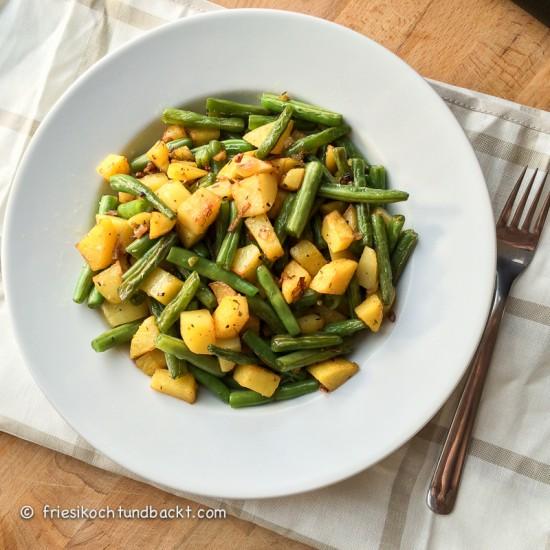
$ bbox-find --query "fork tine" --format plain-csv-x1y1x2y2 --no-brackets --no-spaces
534,172,550,236
511,169,537,228
523,171,546,231
498,166,526,227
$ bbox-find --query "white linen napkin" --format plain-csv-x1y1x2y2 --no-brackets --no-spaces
1,2,549,549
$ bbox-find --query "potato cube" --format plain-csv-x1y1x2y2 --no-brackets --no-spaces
146,141,170,172
76,217,117,271
309,259,358,295
118,191,135,203
96,154,130,181
213,295,249,339
215,336,241,373
95,214,134,248
156,181,191,211
177,188,221,236
307,358,359,391
101,300,149,327
150,370,197,404
180,309,216,354
93,261,124,304
322,210,355,253
233,155,274,178
297,313,325,334
176,225,202,248
231,244,262,281
233,173,278,217
320,201,346,215
208,281,237,302
243,120,294,155
135,349,167,376
357,246,378,293
216,158,240,181
330,248,356,261
289,240,327,277
140,268,183,305
130,316,160,359
354,293,383,332
189,127,220,146
270,157,300,175
325,145,337,174
128,212,151,231
162,124,187,142
149,212,176,239
233,364,281,397
167,161,208,183
280,167,305,191
281,260,312,304
139,172,169,191
342,205,358,232
244,215,284,261
268,189,289,219
171,145,194,161
207,180,232,200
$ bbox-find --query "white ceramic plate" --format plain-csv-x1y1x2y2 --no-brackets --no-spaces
2,9,495,499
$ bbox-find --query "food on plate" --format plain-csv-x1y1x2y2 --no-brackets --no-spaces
73,93,418,408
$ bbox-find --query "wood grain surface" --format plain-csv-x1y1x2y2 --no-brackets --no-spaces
2,1,548,549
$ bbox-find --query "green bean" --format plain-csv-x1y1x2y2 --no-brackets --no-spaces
291,289,320,313
347,276,362,318
391,229,418,284
126,235,156,258
97,194,119,213
206,98,269,117
73,266,95,304
110,174,175,219
191,241,210,259
323,319,367,337
276,345,351,372
351,158,373,247
214,200,231,256
261,93,343,126
167,247,259,297
242,330,281,371
286,161,324,238
91,321,141,352
248,114,316,131
87,288,105,309
372,213,394,305
224,376,245,390
216,202,241,270
255,105,293,159
256,265,300,336
271,334,343,352
247,295,286,334
323,294,343,310
157,272,201,333
284,126,350,156
311,156,339,184
117,198,151,219
334,136,368,165
149,298,164,320
155,334,224,377
220,139,255,156
119,233,177,301
281,368,308,383
312,214,328,250
387,215,405,253
229,390,273,408
162,108,244,133
274,379,319,401
176,267,218,310
369,165,387,189
195,139,225,168
274,193,296,244
166,354,188,379
333,146,349,179
130,137,193,172
189,365,230,403
318,185,408,204
207,345,257,365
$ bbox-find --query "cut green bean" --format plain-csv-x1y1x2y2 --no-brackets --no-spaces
214,200,231,256
207,345,257,365
312,214,328,250
91,321,141,352
256,265,300,336
292,289,320,313
98,194,119,213
318,185,408,204
176,267,218,310
323,319,367,337
162,108,244,133
157,271,201,333
149,298,164,320
261,93,343,126
372,213,394,305
206,98,269,117
274,193,296,244
333,146,349,179
369,165,387,189
229,390,273,408
276,344,352,371
155,334,224,377
271,334,343,352
126,235,156,258
274,379,319,401
255,105,293,159
191,241,210,259
334,136,368,165
73,266,94,304
242,330,281,371
284,125,350,156
189,365,230,403
346,275,362,318
87,287,105,309
166,354,188,379
387,215,405,253
167,247,259,297
247,295,286,334
117,198,151,219
286,160,324,238
391,229,418,284
216,202,241,270
119,233,177,301
351,158,373,247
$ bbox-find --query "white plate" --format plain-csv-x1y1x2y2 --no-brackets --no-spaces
2,10,495,499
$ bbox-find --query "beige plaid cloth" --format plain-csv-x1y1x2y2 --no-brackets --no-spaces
1,1,549,548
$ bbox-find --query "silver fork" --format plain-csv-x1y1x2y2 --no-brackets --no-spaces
427,167,550,514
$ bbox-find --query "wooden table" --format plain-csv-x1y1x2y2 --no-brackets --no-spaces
2,1,548,548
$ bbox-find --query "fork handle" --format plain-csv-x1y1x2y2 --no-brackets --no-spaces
427,275,509,514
